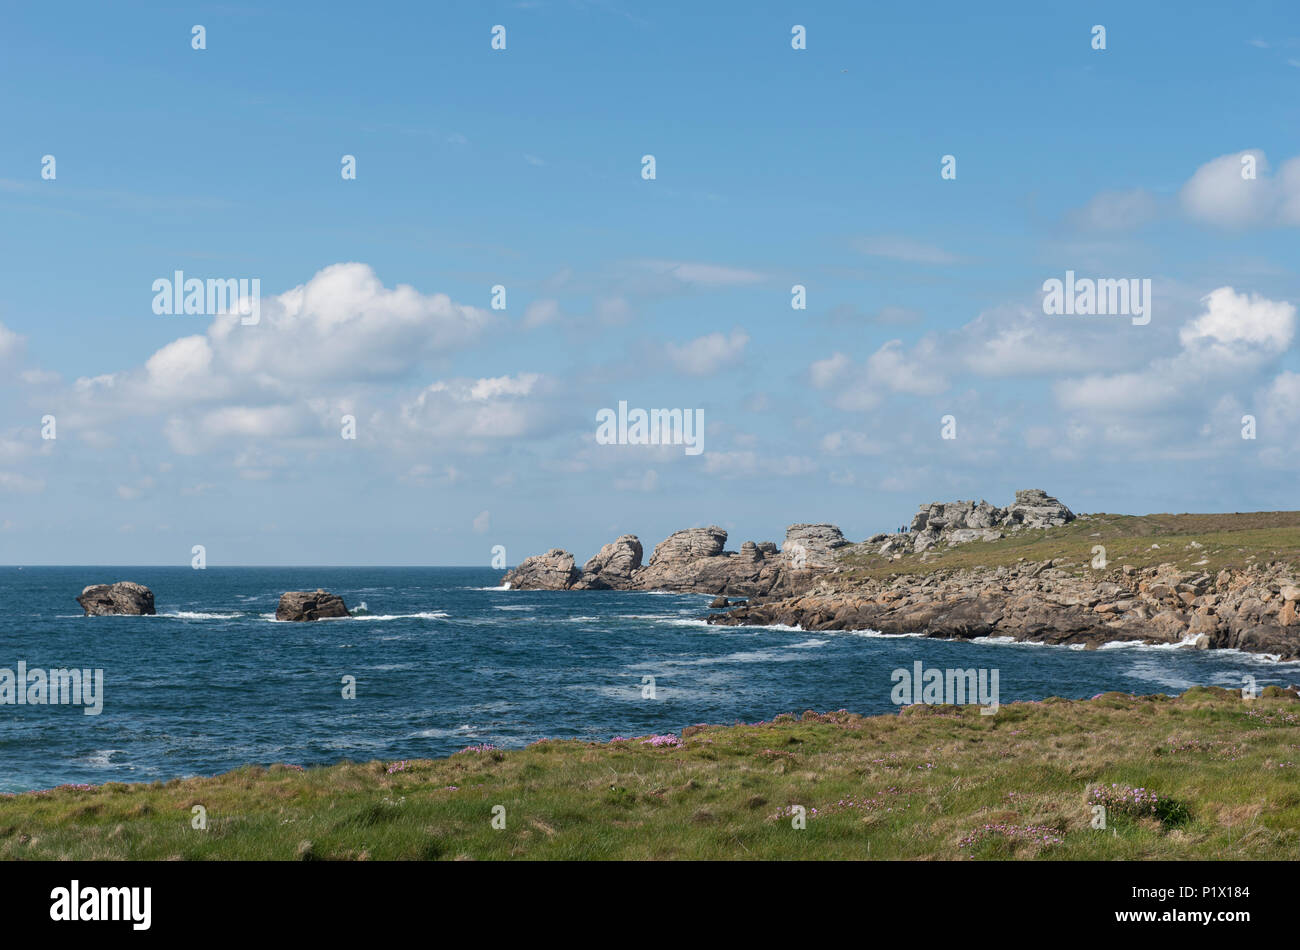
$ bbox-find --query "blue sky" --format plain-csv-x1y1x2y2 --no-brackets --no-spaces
2,0,1299,565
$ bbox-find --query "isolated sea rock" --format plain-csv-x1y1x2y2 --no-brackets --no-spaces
573,535,643,590
76,582,156,616
276,589,351,622
501,549,579,590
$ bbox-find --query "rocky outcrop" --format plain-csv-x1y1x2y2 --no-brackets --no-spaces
573,535,643,590
502,549,579,590
1006,489,1075,528
709,559,1300,660
783,524,849,568
635,527,773,594
276,590,351,622
874,489,1075,555
502,524,838,596
76,582,156,616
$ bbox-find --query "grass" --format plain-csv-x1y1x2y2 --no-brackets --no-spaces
835,511,1300,581
3,687,1299,860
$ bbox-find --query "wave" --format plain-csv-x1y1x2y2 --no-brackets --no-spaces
162,611,243,620
350,612,450,622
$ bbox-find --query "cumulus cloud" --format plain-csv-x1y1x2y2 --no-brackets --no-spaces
49,263,500,455
809,338,947,411
809,352,850,388
399,372,555,442
1055,287,1295,412
217,262,493,384
1179,150,1300,228
666,329,749,376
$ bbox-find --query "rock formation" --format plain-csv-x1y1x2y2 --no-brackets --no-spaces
501,524,837,596
783,524,850,568
573,535,643,590
709,559,1300,660
76,582,156,616
276,589,351,622
872,489,1074,555
501,549,579,590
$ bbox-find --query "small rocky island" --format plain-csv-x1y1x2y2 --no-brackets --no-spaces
76,582,156,616
503,489,1300,659
276,589,351,622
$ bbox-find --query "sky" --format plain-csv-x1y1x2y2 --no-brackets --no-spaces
1,0,1299,566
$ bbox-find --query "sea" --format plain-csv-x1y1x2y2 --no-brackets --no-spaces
1,565,1296,793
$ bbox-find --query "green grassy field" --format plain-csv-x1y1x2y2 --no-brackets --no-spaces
3,687,1298,860
837,511,1300,581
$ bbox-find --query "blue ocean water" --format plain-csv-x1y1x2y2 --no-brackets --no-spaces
0,566,1296,793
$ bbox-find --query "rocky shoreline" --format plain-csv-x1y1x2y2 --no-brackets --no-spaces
502,489,1300,660
707,560,1300,659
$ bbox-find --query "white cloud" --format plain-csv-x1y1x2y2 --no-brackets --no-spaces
853,236,960,264
0,322,23,365
809,338,947,411
703,451,816,478
653,261,765,286
1179,286,1295,353
400,372,553,441
1069,188,1159,232
809,352,850,388
666,329,749,376
1179,150,1300,228
1055,287,1295,412
473,510,491,533
0,472,44,493
523,298,560,328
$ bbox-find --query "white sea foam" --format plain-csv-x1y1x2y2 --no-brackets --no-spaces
350,611,449,622
1123,660,1200,691
163,611,242,620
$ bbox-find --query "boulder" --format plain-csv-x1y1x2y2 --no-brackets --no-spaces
647,526,727,564
76,582,156,616
276,589,351,622
636,527,746,593
500,549,579,590
573,535,643,590
783,524,849,569
1005,489,1074,528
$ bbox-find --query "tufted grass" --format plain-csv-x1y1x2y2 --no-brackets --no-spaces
1,688,1298,860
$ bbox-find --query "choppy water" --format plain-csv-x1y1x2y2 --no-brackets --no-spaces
0,566,1294,792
